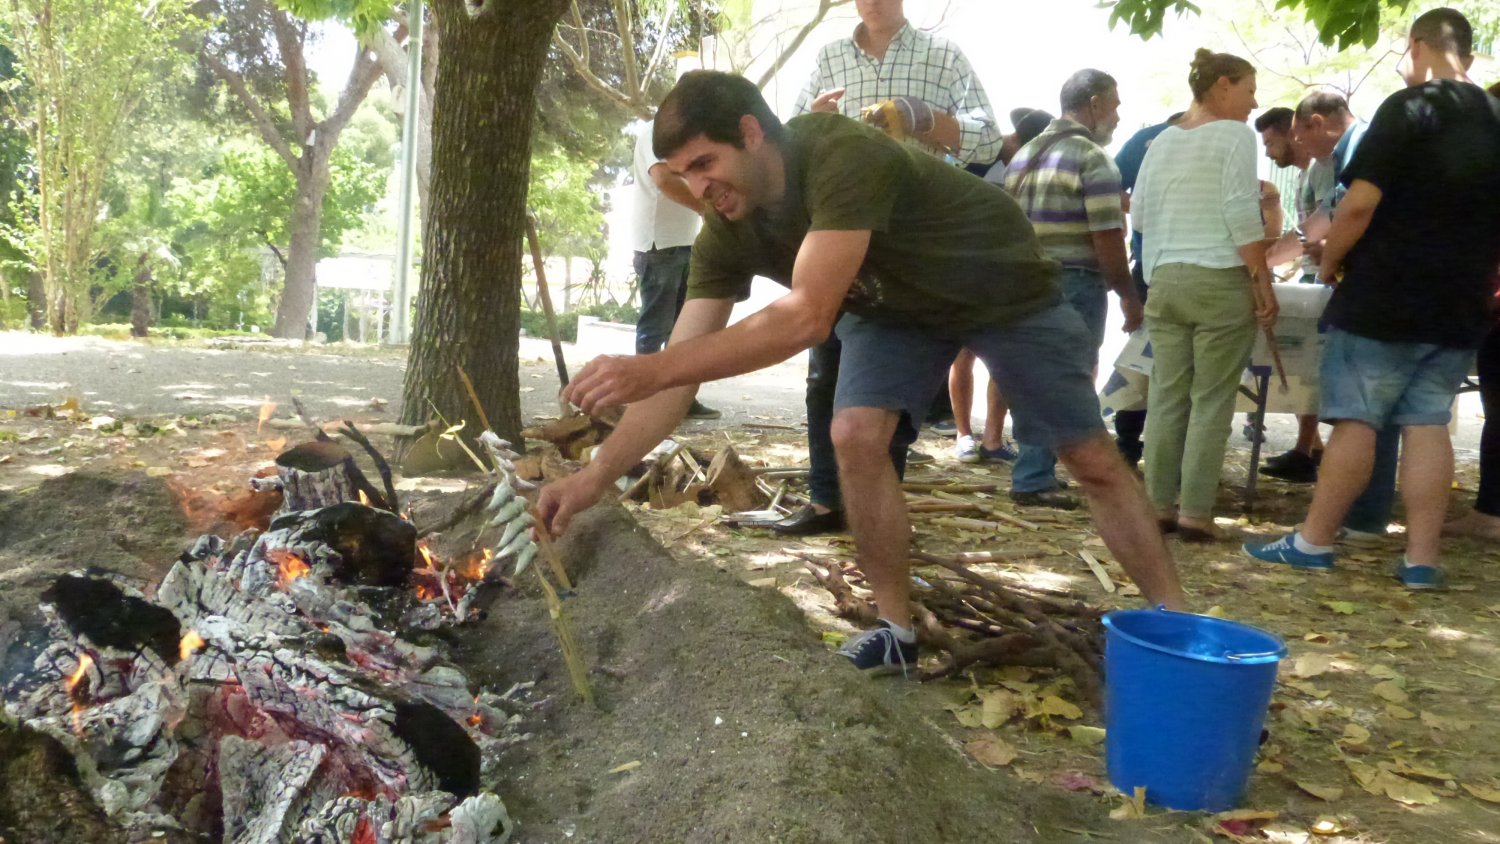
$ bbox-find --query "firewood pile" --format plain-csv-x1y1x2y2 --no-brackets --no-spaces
806,551,1105,707
0,428,550,843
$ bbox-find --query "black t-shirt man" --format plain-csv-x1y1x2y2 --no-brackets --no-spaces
1324,79,1500,348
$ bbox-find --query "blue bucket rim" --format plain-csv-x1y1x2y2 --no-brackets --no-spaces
1103,609,1286,665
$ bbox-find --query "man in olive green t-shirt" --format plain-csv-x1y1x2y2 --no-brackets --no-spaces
538,72,1184,673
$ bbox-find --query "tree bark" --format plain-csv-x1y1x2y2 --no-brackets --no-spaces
131,256,152,338
400,0,569,448
27,271,46,330
272,154,330,339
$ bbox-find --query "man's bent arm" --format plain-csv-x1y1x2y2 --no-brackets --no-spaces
586,298,734,483
649,163,703,213
1317,180,1381,281
651,230,868,388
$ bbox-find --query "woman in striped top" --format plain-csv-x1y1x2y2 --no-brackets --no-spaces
1132,49,1279,541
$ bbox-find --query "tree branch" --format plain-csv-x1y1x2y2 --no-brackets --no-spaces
369,23,411,87
610,0,641,103
753,0,854,89
268,2,313,144
200,48,300,168
324,43,384,139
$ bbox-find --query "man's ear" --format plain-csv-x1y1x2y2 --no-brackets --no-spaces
740,114,764,150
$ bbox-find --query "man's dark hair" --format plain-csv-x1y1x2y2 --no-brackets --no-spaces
653,70,785,160
1294,90,1351,123
1254,106,1294,134
1410,7,1473,58
1012,108,1055,145
1059,69,1118,113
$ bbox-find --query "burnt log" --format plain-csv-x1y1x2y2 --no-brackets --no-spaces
268,503,417,588
273,441,392,514
39,573,182,666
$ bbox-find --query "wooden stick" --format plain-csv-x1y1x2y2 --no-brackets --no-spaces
525,212,570,387
1263,325,1290,391
902,482,1000,493
456,366,494,432
530,511,574,591
1078,550,1116,593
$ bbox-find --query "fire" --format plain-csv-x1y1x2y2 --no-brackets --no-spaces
414,581,441,602
268,549,312,587
358,489,370,506
66,653,94,696
417,543,436,570
257,398,277,434
467,713,482,727
181,630,206,661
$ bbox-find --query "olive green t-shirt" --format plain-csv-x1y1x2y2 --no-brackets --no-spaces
686,112,1060,336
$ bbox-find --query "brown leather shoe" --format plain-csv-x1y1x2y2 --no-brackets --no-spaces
771,504,847,536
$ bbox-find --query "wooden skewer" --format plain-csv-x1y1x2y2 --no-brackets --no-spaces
1263,325,1290,392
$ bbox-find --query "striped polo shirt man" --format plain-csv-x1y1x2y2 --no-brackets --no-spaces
995,117,1125,270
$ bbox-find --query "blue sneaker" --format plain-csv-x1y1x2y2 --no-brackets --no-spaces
1394,562,1448,591
979,441,1020,463
1243,534,1334,571
836,620,917,676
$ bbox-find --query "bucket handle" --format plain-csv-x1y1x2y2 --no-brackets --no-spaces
1225,650,1283,661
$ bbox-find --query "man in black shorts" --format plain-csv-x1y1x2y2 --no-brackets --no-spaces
538,72,1185,673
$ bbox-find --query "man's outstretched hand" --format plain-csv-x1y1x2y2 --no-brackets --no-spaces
535,469,611,539
562,354,665,415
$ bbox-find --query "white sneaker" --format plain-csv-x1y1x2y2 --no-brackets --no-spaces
954,434,980,463
1336,526,1387,548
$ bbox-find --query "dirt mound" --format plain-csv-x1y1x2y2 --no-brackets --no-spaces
454,506,1179,844
0,472,190,631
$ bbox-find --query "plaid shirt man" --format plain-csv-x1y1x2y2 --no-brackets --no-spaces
791,22,1001,165
996,117,1124,270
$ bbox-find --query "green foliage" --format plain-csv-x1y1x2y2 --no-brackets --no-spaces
0,0,201,330
1101,0,1488,48
519,301,641,344
275,0,395,38
528,140,607,262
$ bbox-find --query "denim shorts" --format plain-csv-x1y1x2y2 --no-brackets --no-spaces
834,303,1105,449
1319,328,1476,427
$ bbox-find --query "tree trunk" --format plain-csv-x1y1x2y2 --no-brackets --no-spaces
27,271,46,330
399,0,568,447
271,158,330,339
131,256,152,338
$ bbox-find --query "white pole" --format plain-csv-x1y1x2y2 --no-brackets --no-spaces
389,0,424,344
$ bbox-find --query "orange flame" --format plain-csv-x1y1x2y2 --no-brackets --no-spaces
257,398,277,435
180,630,206,661
414,581,441,602
358,489,370,506
66,653,94,695
417,544,436,570
467,713,482,727
268,549,311,587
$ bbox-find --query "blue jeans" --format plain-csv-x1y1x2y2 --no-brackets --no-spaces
1013,268,1110,493
633,246,692,354
1345,427,1400,534
805,324,912,510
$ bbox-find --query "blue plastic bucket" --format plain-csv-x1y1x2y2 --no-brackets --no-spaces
1102,609,1286,812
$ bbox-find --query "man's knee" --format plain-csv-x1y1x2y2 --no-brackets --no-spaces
1057,432,1130,487
831,409,899,465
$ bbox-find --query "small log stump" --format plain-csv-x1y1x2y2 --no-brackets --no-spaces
273,441,389,514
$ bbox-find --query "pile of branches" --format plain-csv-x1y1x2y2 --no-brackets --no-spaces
806,550,1104,707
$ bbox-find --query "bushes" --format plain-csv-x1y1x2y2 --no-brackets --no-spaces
519,302,640,344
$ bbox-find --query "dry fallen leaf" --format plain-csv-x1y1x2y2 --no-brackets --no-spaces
1338,723,1372,747
1367,664,1402,680
1039,695,1083,721
1379,773,1440,806
1322,601,1358,615
1257,760,1285,774
1420,711,1476,731
1109,786,1148,820
1291,654,1333,678
1309,817,1345,836
1068,725,1106,746
1385,704,1416,720
1296,781,1344,801
1373,680,1409,704
965,737,1018,768
981,689,1018,729
607,761,641,774
1378,638,1410,649
1462,783,1500,803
